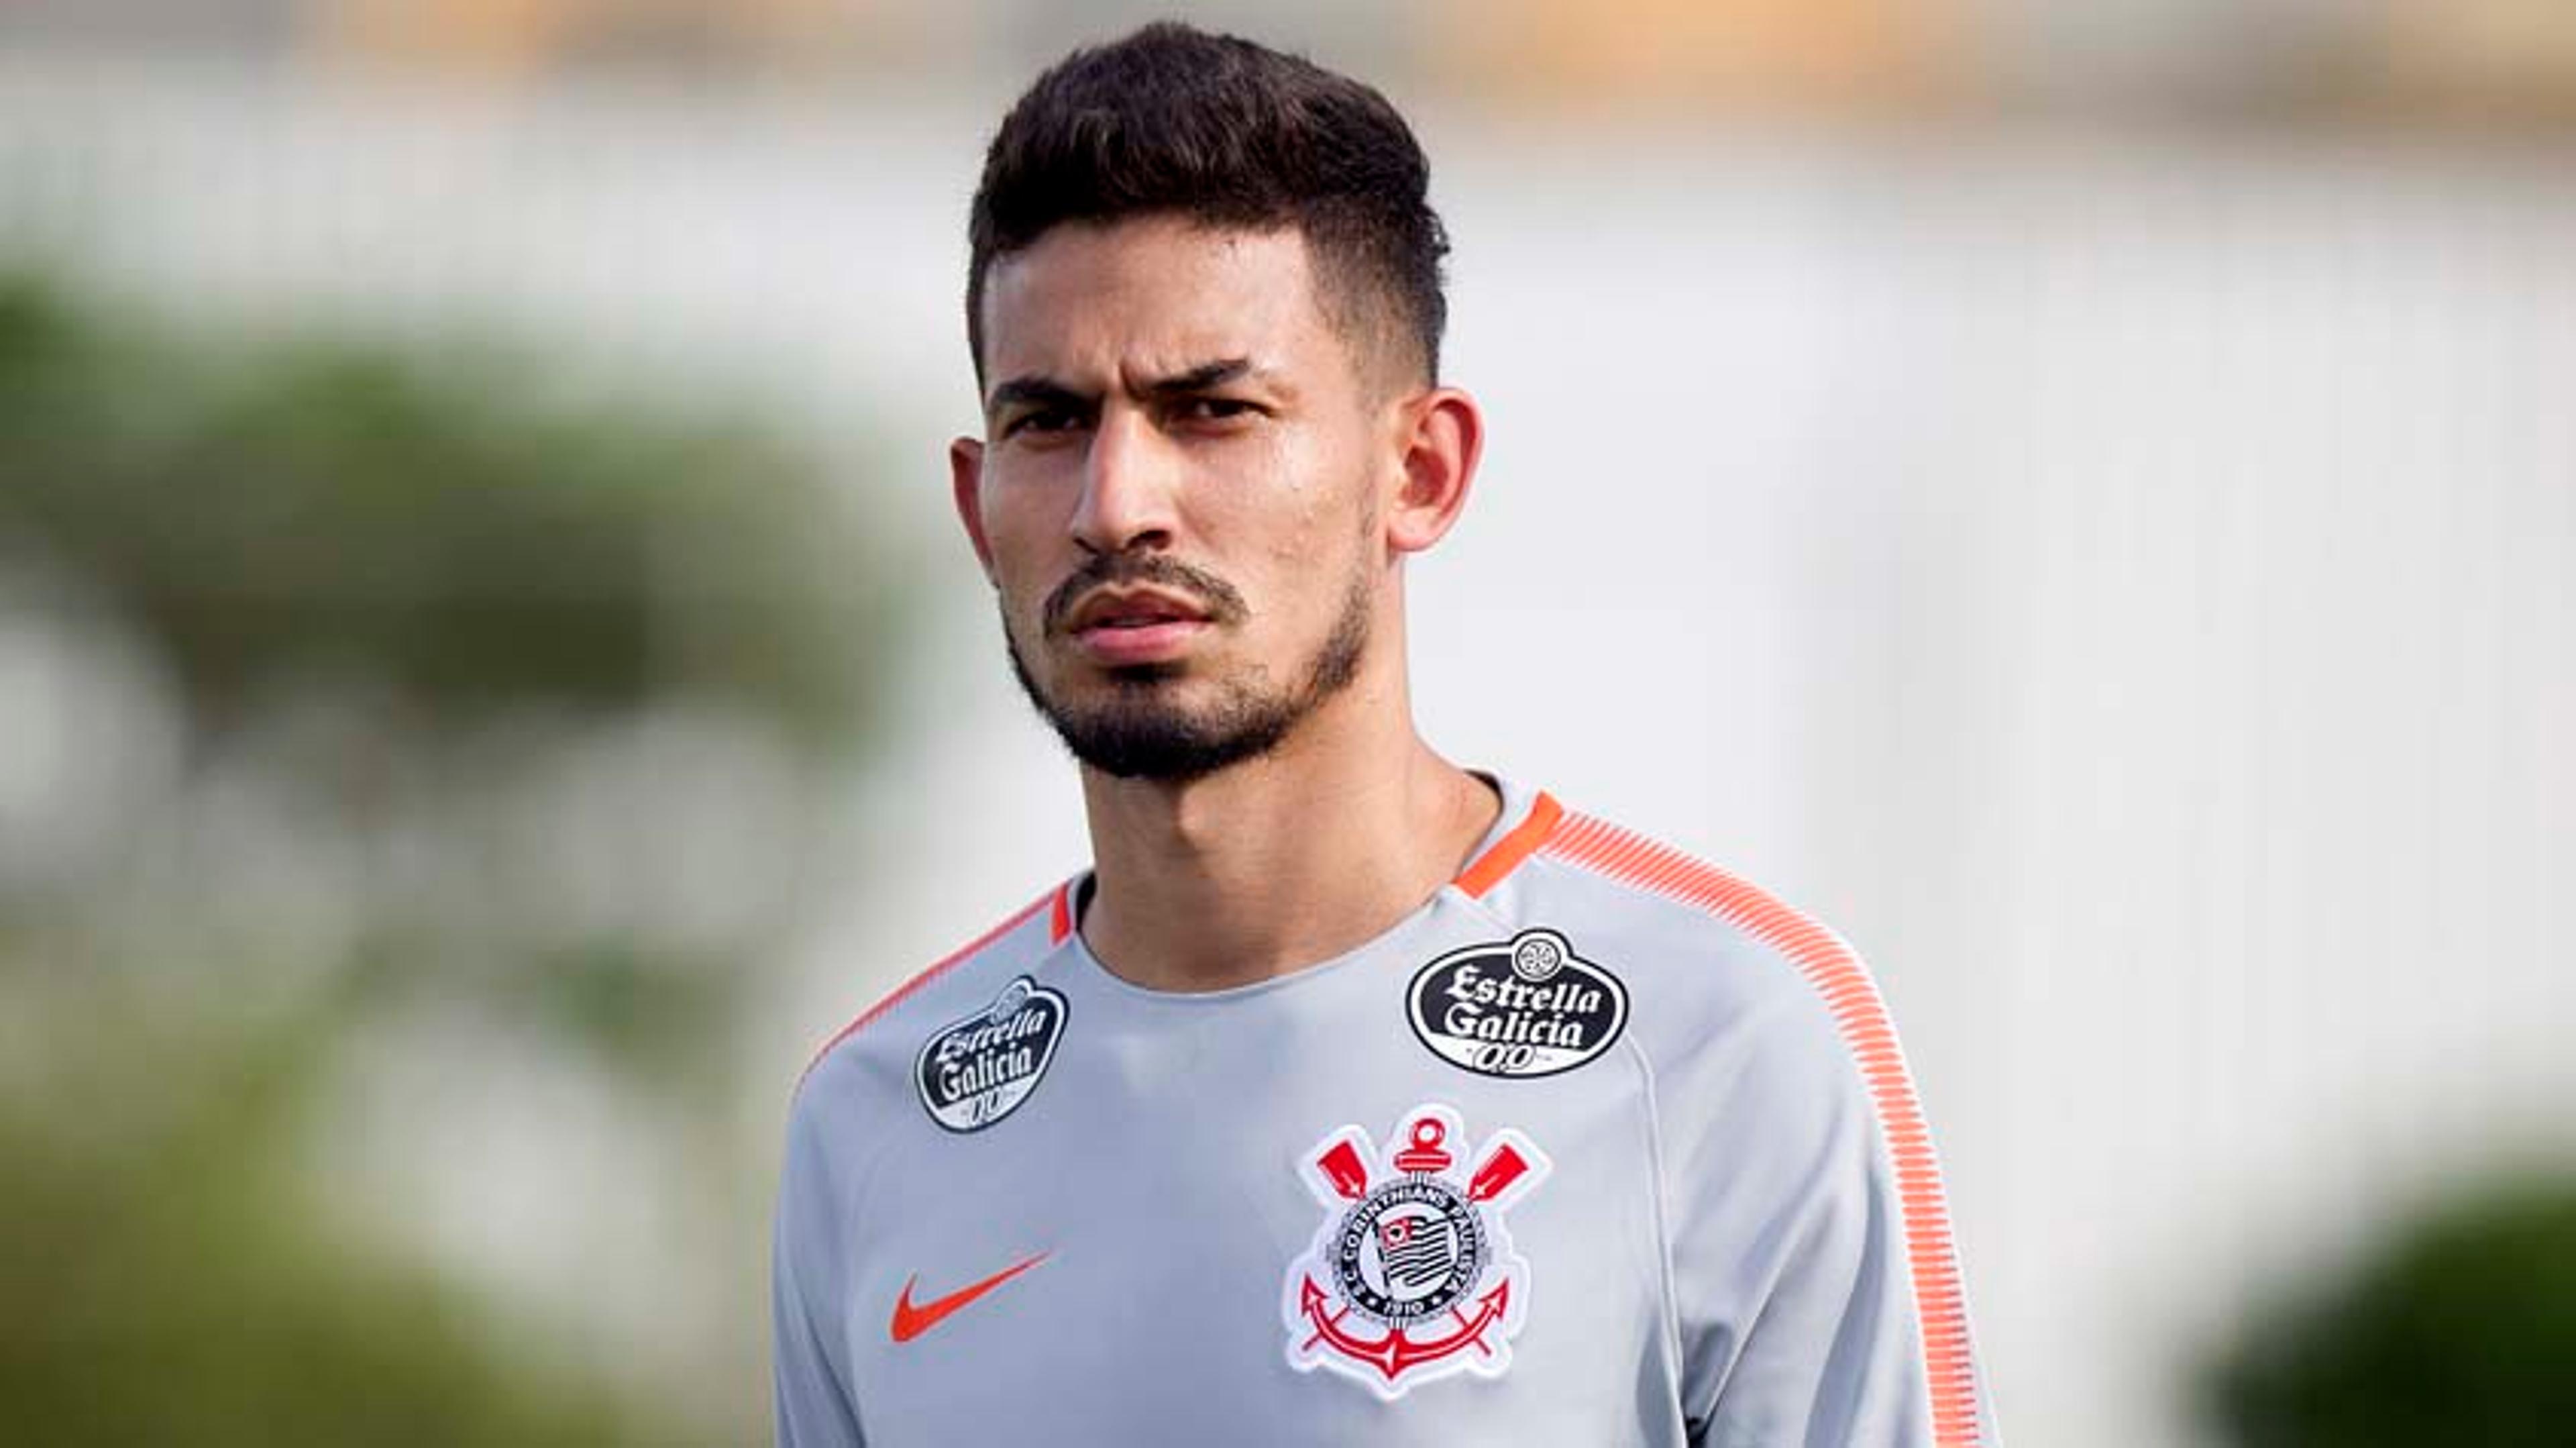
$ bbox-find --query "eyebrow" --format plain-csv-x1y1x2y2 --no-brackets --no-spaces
985,358,1269,418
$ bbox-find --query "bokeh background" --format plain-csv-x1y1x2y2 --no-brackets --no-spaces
4,3,2572,1444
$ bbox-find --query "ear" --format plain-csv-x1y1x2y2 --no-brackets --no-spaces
949,435,996,582
1385,386,1483,555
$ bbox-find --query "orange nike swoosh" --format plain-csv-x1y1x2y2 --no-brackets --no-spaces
888,1252,1050,1343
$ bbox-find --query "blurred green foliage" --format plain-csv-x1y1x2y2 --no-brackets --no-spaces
0,266,905,1443
0,270,888,743
2204,1173,2576,1447
0,1000,639,1447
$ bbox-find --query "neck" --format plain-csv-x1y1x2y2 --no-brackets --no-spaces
1075,684,1500,992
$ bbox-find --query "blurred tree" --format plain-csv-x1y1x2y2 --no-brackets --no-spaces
0,272,881,746
2203,1172,2576,1447
0,266,906,1443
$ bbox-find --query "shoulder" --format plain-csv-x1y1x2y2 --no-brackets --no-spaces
1481,803,1903,1094
790,878,1077,1114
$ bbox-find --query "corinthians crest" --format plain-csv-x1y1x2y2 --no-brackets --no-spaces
1282,1104,1550,1398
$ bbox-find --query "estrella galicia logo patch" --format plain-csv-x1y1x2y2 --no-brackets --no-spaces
1283,1104,1549,1398
1407,929,1628,1079
914,975,1067,1133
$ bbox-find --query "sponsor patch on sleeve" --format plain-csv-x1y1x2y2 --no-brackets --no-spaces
1406,929,1628,1079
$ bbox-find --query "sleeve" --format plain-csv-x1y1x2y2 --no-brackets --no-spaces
1662,986,1996,1447
773,1089,867,1448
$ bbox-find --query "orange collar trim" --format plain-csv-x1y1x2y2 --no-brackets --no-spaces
1453,790,1565,899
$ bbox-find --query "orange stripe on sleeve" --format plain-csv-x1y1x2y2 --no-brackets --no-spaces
1540,814,1986,1446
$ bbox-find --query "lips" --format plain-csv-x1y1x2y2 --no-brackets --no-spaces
1062,588,1213,666
1063,588,1211,635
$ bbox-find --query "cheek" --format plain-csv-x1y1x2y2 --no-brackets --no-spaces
1245,497,1375,643
977,523,1064,639
974,472,1069,582
1205,431,1365,570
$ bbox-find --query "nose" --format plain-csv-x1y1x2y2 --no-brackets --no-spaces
1069,405,1179,555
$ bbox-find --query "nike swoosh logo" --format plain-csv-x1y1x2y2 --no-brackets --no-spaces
888,1252,1050,1343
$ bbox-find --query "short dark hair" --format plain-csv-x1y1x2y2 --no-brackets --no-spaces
965,21,1449,393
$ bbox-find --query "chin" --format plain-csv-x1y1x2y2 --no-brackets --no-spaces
1095,660,1192,686
1040,676,1301,783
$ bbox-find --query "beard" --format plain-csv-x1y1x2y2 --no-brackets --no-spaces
1003,547,1371,784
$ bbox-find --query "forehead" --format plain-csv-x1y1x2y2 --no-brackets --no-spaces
977,217,1346,390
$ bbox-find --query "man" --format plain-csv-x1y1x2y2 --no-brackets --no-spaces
775,21,1994,1446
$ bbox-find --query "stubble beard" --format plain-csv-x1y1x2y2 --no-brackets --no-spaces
1003,549,1373,784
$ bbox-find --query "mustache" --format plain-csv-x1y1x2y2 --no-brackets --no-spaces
1043,552,1249,635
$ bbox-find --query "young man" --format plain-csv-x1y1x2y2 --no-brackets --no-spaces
775,22,1994,1446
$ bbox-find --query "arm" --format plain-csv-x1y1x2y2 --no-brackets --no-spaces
1666,988,1996,1447
773,1094,866,1448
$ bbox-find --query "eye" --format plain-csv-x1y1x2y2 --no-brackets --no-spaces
1004,407,1083,438
1173,397,1258,425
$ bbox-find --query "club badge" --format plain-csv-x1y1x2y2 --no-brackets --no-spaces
914,975,1067,1133
1282,1104,1550,1398
1407,928,1628,1078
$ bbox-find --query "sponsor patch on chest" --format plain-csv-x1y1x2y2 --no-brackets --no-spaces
1406,928,1629,1078
913,975,1067,1133
1282,1104,1550,1398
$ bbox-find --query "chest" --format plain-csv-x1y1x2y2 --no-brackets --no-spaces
833,983,1679,1445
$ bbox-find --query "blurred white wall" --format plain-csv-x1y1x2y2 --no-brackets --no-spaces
5,62,2571,1445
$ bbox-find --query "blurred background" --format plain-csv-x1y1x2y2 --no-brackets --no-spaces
3,2,2571,1444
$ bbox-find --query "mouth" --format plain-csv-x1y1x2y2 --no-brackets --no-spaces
1064,587,1210,633
1062,588,1214,666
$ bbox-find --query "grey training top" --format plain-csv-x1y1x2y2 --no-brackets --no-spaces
775,776,1996,1445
